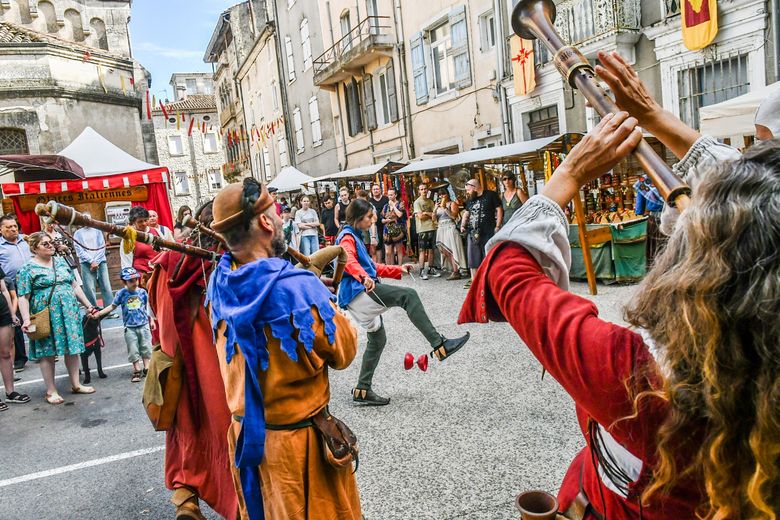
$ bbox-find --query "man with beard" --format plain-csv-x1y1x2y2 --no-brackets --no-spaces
144,201,238,520
460,176,502,289
207,179,361,519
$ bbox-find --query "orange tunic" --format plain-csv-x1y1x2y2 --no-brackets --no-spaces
214,303,362,520
148,262,238,519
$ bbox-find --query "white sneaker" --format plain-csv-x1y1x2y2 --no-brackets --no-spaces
420,269,429,280
428,268,441,278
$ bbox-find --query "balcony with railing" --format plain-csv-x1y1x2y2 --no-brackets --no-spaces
313,16,395,87
554,0,641,56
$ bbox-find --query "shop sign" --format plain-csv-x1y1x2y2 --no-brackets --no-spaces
16,186,148,212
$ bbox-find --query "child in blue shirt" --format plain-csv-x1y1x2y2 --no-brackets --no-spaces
93,267,155,382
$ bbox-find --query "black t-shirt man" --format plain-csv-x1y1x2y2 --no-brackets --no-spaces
465,190,501,239
321,206,338,237
369,194,389,242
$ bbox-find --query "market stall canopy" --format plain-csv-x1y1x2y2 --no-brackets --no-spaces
317,161,406,181
700,82,780,138
0,155,85,182
395,135,563,174
268,166,315,193
59,126,162,177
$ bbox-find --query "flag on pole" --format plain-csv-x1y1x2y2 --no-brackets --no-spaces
682,0,718,51
510,36,536,96
145,90,152,119
159,101,169,120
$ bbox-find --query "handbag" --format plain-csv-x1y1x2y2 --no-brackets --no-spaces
311,407,359,471
143,344,184,431
27,261,57,341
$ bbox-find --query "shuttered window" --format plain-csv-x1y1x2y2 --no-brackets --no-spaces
449,6,472,89
363,74,377,131
385,61,399,122
344,80,363,136
285,36,296,82
410,33,428,104
309,96,322,145
293,107,304,153
301,19,312,71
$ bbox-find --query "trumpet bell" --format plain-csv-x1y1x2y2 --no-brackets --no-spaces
511,0,556,40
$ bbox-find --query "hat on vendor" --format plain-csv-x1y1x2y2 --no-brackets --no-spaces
211,178,275,233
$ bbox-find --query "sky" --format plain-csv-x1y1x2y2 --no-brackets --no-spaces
129,0,238,101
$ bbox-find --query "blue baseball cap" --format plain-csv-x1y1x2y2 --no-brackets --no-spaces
120,267,141,281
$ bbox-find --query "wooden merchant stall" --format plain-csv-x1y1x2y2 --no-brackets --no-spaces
395,134,671,291
0,127,173,284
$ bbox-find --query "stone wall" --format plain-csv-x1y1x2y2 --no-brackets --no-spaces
0,0,132,56
152,110,224,214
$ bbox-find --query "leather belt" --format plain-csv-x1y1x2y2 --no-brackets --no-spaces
563,490,606,520
232,414,320,431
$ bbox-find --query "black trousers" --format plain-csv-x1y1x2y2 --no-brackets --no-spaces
13,322,27,367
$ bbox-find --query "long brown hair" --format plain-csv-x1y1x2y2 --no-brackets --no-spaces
626,140,780,519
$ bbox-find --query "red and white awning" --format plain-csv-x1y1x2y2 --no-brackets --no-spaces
0,168,168,196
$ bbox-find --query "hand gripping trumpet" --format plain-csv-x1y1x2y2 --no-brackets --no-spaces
511,0,691,210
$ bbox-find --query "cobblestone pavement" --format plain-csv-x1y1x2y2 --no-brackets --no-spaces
0,275,636,519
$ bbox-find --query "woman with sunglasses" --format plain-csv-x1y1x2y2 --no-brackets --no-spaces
500,171,528,226
17,232,97,404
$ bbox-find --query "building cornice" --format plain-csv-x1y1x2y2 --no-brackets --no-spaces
0,84,142,108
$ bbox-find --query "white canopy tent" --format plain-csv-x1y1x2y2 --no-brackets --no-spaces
59,127,162,176
268,166,315,193
316,161,405,181
699,82,780,138
395,135,562,173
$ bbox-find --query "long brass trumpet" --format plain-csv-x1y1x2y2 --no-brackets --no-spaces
36,201,346,285
511,0,691,210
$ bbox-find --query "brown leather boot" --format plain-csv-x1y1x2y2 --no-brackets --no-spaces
172,487,206,520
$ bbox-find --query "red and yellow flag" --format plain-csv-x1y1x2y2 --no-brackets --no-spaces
510,36,536,97
682,0,718,51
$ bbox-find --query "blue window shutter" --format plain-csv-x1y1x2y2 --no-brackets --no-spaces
410,32,429,104
449,6,472,89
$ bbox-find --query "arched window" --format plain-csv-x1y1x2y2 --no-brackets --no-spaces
0,128,29,155
17,0,32,23
37,1,58,34
64,9,85,42
89,17,108,50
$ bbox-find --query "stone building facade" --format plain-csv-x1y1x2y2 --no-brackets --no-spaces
270,0,339,177
204,1,265,183
0,0,154,165
152,93,222,215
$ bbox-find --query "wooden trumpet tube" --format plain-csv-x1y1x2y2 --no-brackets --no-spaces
511,0,691,210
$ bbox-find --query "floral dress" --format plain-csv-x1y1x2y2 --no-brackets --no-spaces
17,257,85,359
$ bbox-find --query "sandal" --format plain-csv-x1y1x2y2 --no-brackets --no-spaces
131,371,142,383
45,393,65,405
71,385,95,395
5,391,30,403
0,401,7,412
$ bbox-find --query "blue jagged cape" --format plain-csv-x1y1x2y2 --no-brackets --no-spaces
205,253,337,520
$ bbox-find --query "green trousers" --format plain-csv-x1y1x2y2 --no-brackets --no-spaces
356,283,441,390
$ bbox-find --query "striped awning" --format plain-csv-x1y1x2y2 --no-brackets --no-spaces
0,167,168,196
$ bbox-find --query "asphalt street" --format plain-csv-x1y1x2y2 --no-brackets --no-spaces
0,276,636,520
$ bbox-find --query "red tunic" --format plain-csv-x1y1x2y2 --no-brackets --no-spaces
149,253,238,519
458,242,702,519
132,241,158,274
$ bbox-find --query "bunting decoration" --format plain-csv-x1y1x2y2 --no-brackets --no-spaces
682,0,718,51
96,64,107,93
159,100,169,120
176,112,181,130
188,117,195,137
120,75,127,95
510,36,536,96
